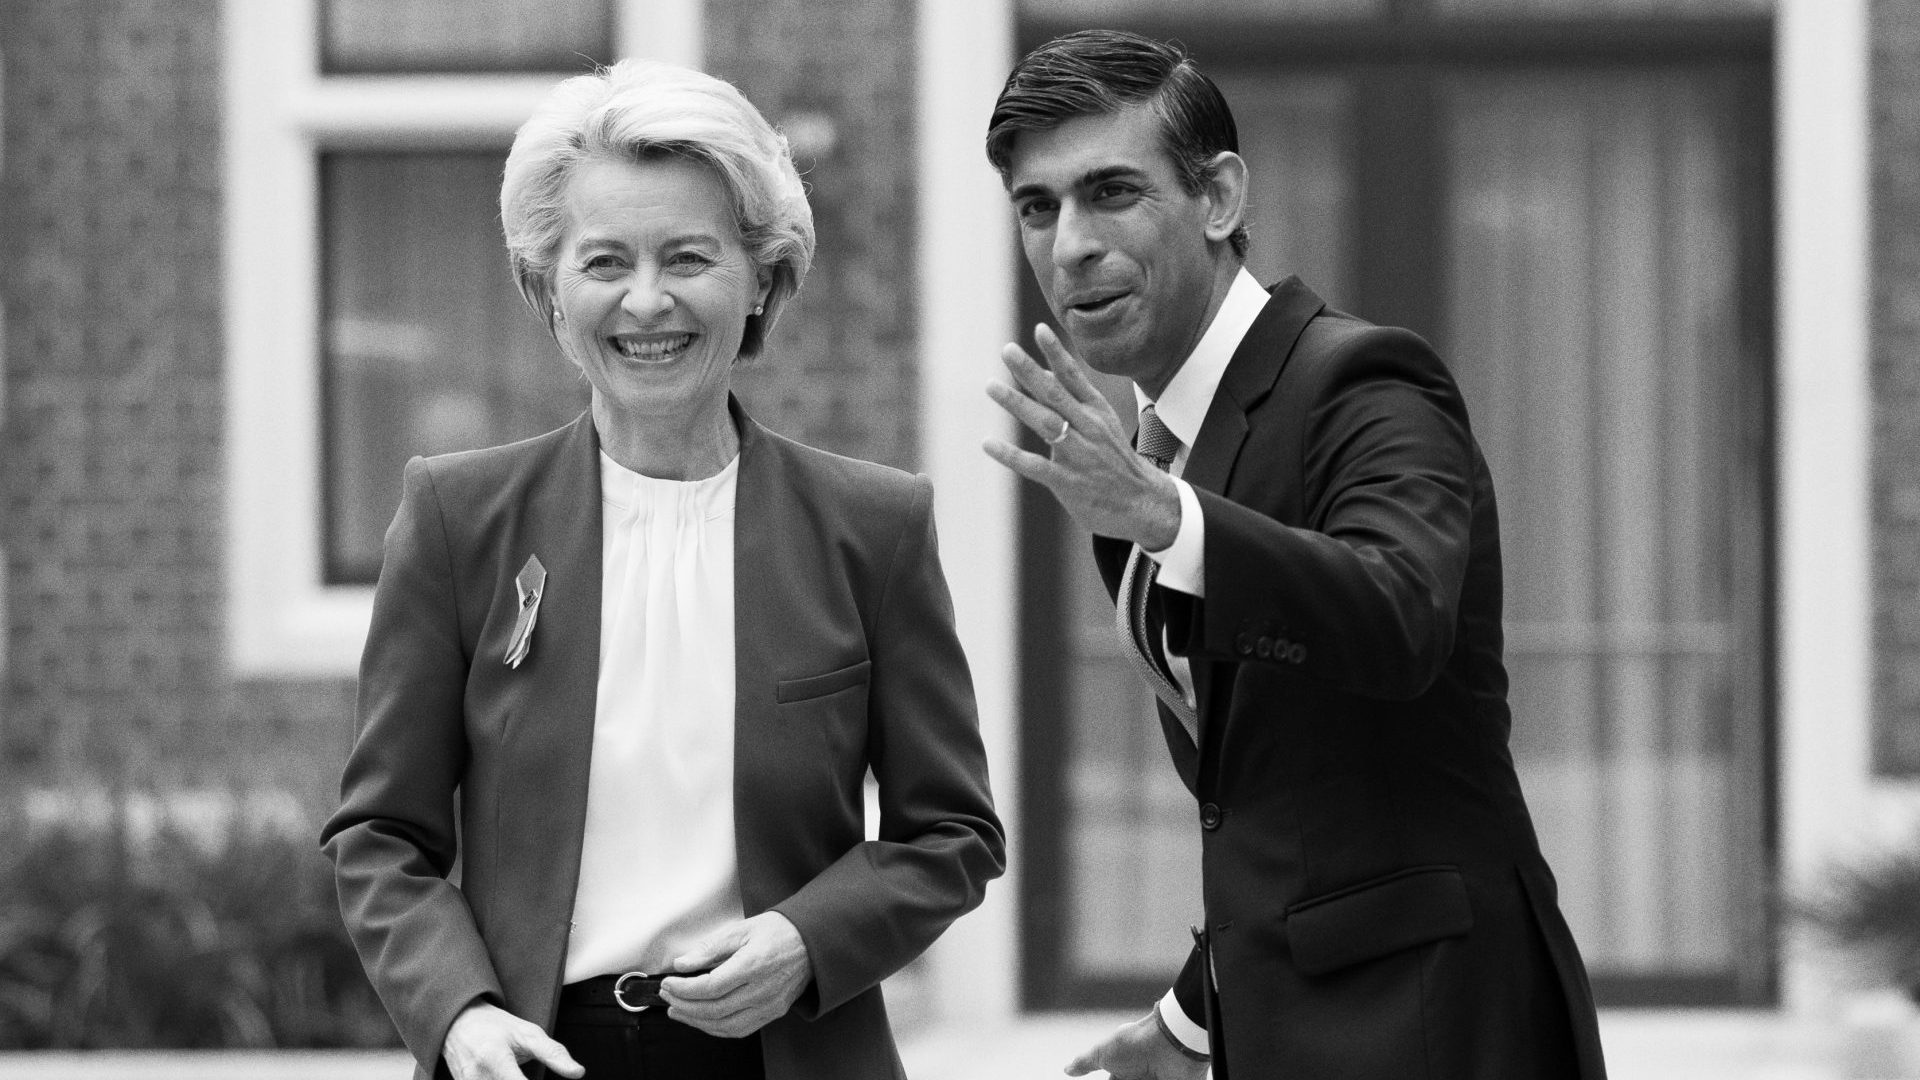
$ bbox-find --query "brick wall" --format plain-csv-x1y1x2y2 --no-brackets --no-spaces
3,0,222,779
0,1,924,812
707,0,922,472
0,2,367,813
1873,0,1920,775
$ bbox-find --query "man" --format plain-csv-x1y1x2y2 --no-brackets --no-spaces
982,30,1607,1079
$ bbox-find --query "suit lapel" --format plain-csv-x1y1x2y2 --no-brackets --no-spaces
1181,275,1325,497
491,412,604,1015
512,413,606,725
1176,276,1324,741
728,398,791,917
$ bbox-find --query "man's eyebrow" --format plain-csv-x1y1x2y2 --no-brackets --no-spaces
1009,180,1053,203
1009,165,1147,203
1079,165,1145,187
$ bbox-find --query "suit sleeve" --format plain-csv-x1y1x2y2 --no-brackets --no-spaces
1166,326,1477,700
1167,945,1210,1049
771,477,1007,1015
320,458,502,1072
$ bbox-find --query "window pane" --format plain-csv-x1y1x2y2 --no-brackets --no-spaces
1025,57,1767,1006
1213,73,1356,307
1063,520,1203,979
321,0,613,74
1438,69,1765,984
321,152,588,584
1023,0,1385,16
1434,0,1769,13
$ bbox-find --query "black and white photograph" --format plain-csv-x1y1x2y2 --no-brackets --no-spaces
0,0,1914,1077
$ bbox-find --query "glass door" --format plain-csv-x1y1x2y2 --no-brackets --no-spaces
1016,9,1773,1009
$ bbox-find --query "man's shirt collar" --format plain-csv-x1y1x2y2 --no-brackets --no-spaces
1134,267,1269,446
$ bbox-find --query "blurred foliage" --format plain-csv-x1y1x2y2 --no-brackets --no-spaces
1802,836,1920,1003
0,796,400,1049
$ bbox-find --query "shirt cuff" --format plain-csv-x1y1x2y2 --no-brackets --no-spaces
1156,988,1210,1056
1144,478,1205,596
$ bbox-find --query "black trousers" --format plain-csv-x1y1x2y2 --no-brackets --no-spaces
552,1005,765,1080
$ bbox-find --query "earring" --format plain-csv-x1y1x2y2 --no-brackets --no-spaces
753,304,764,316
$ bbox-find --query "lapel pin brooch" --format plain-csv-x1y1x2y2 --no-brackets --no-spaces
504,554,546,669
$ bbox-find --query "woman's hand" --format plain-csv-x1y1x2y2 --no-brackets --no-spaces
658,911,814,1038
442,1001,583,1080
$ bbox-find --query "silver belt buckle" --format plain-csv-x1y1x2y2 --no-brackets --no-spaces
612,971,652,1013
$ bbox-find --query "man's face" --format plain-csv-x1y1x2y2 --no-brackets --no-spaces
1005,105,1223,395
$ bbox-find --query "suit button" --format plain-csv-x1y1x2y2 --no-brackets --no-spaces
1234,632,1254,656
1288,644,1307,664
1255,636,1273,659
1199,803,1222,830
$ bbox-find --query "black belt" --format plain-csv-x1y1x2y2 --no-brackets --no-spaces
561,970,713,1013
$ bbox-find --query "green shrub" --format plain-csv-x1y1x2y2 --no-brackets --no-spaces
0,800,400,1049
1802,837,1920,1004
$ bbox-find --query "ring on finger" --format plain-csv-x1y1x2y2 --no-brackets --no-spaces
1047,418,1071,445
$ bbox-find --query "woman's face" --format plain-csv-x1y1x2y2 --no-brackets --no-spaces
550,154,771,430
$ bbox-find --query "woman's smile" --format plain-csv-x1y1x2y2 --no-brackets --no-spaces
608,332,697,362
548,153,773,474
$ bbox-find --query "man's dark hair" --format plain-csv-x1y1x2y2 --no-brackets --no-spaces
986,29,1249,258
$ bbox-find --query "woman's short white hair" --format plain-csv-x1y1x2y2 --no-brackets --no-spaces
501,58,815,359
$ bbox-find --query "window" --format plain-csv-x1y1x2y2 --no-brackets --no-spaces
1016,2,1775,1008
320,0,616,73
223,0,700,673
319,151,587,584
1439,67,1771,1002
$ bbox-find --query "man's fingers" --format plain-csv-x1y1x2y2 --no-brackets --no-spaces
1001,341,1082,418
1062,1051,1097,1076
1033,323,1104,404
982,439,1060,486
987,380,1073,444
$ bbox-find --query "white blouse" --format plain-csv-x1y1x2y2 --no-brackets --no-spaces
562,449,744,983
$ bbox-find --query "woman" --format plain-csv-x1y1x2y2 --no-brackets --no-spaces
322,59,1004,1080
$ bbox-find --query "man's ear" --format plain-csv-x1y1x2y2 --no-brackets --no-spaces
1201,151,1249,246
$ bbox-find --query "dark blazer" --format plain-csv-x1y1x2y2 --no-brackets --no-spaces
322,402,1004,1080
1094,278,1607,1078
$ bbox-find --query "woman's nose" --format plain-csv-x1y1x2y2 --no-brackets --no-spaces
621,272,675,321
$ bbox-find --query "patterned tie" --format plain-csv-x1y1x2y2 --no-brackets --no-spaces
1116,405,1200,746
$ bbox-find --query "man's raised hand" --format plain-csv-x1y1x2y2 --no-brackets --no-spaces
984,323,1180,551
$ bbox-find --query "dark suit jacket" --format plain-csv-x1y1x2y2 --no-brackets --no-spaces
1094,278,1607,1078
322,402,1004,1080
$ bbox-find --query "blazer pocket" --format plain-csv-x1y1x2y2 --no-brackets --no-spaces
1285,865,1473,977
776,658,873,704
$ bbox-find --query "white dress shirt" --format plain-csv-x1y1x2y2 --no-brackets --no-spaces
1137,267,1272,701
563,450,745,983
1140,267,1271,1053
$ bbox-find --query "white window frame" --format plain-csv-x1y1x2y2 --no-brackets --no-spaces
221,0,700,675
